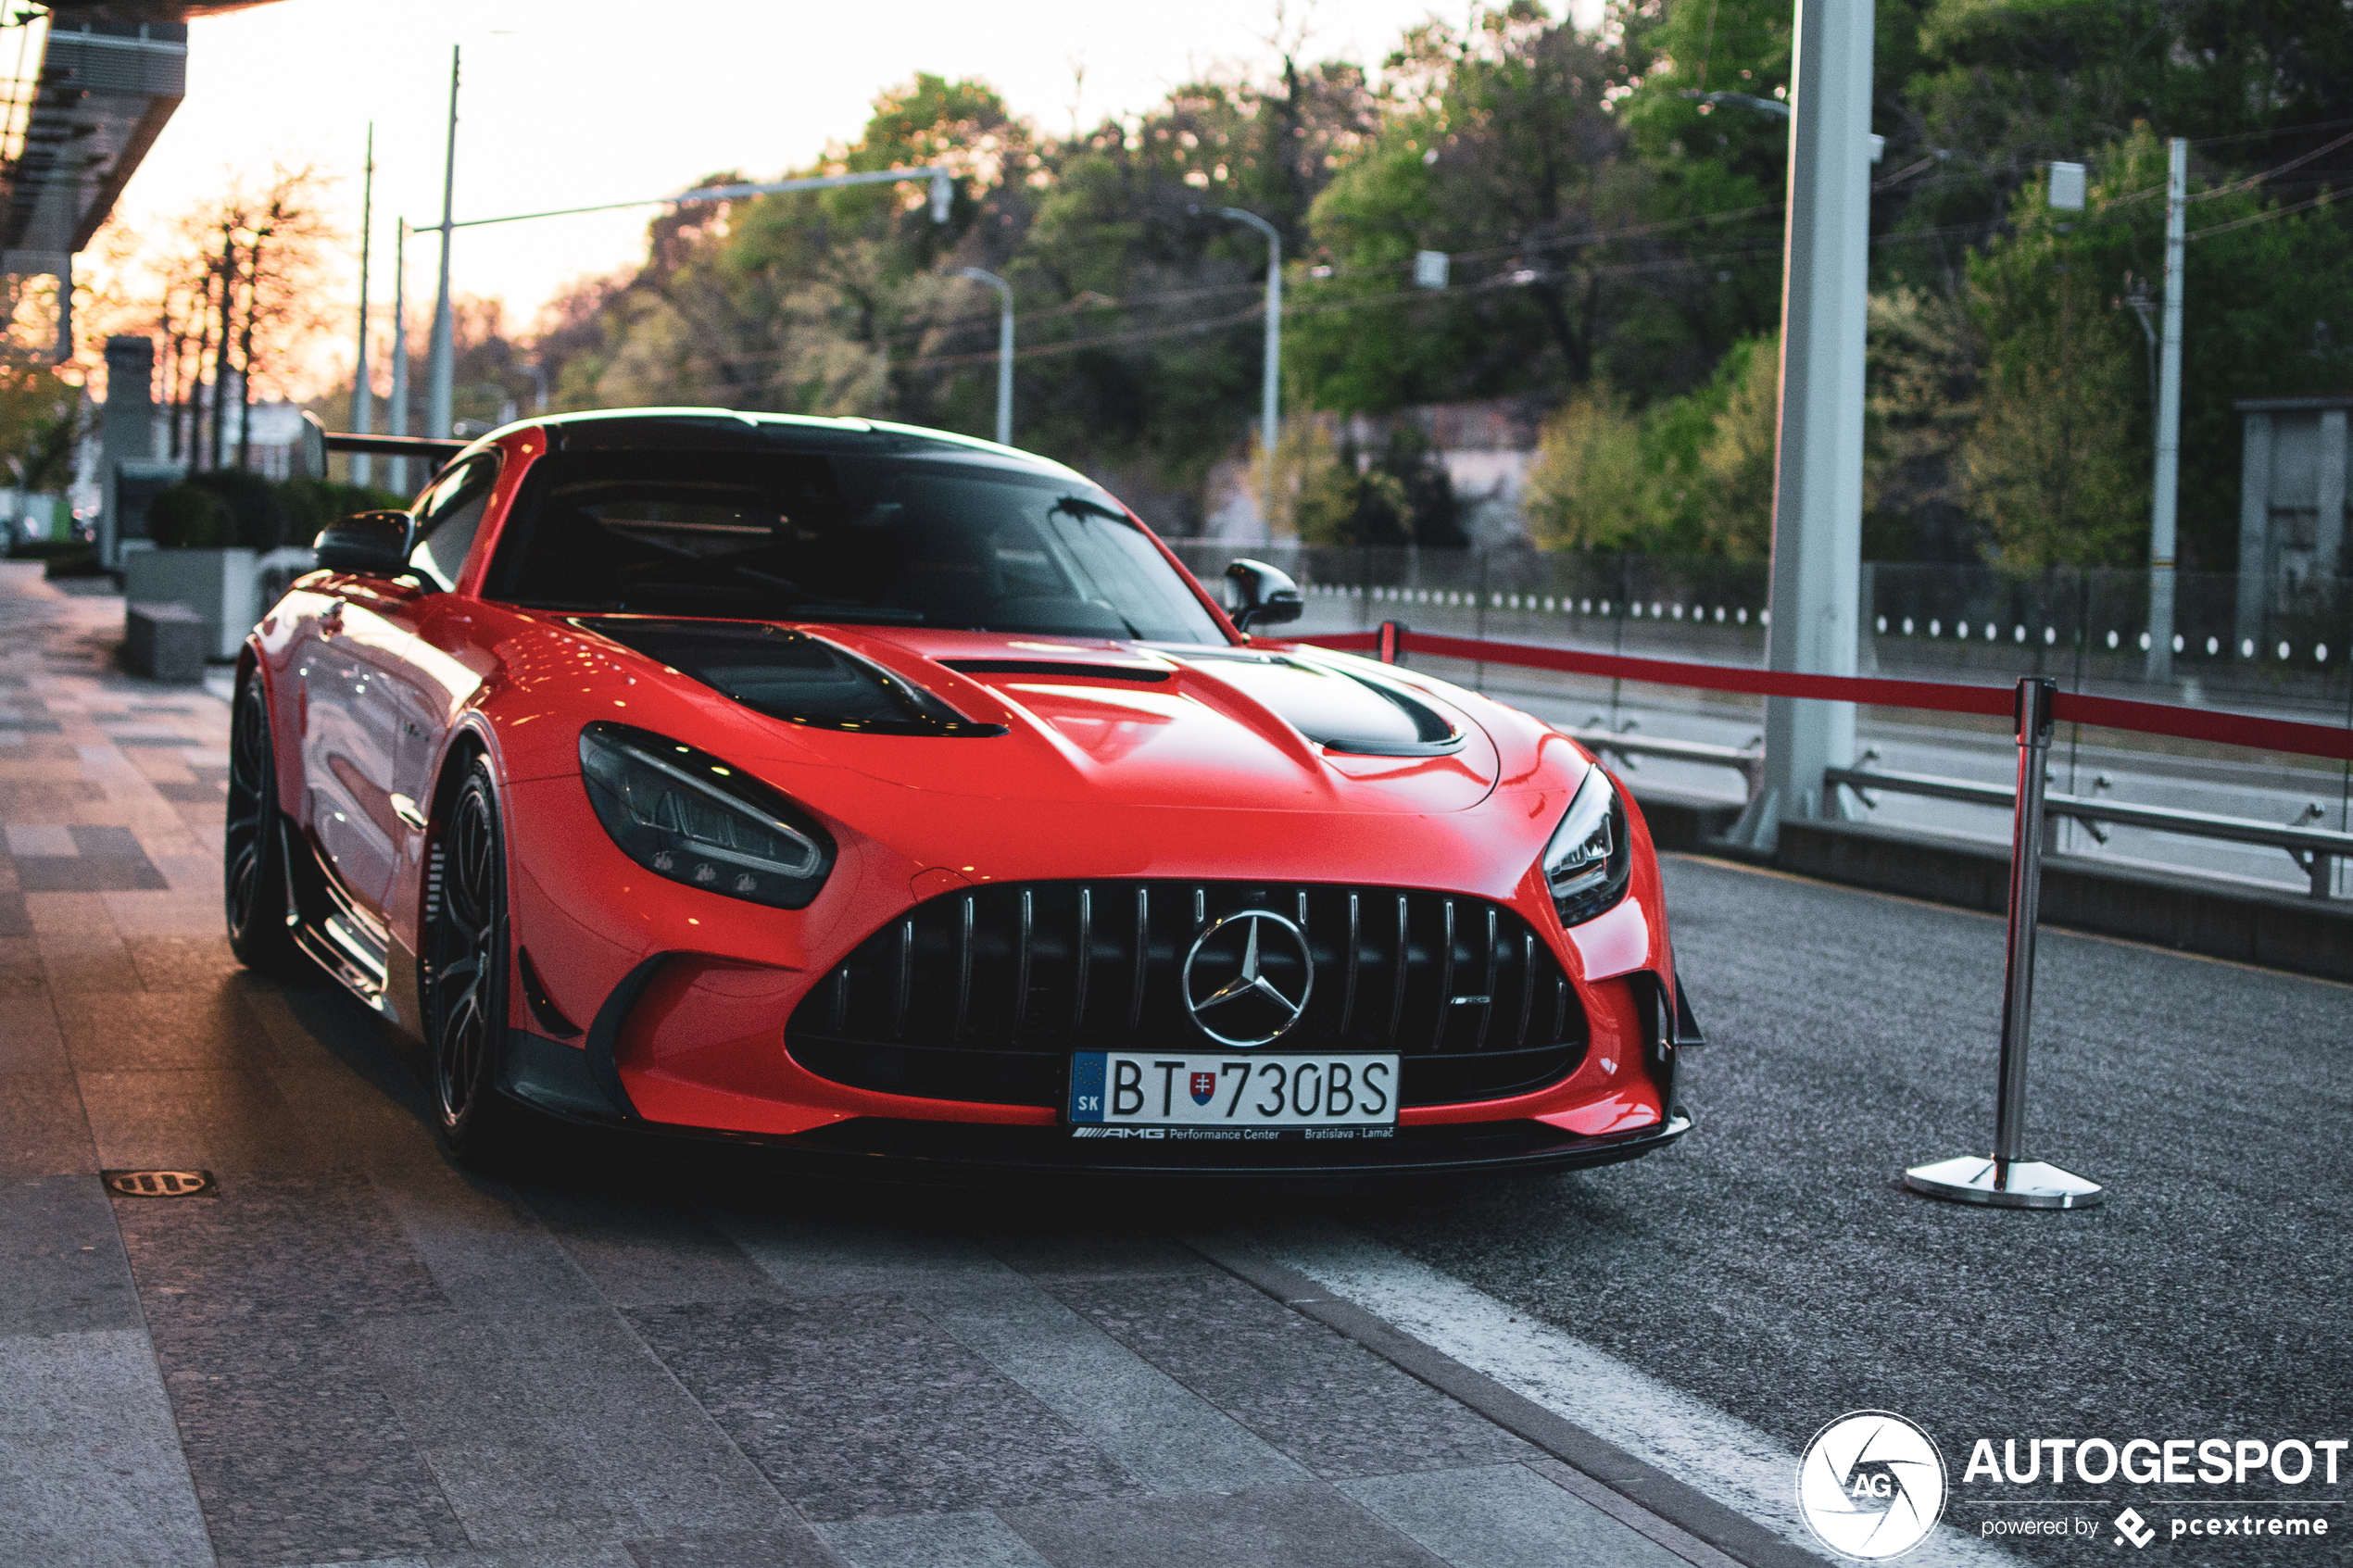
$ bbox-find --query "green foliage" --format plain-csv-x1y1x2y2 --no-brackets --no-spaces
1960,129,2353,568
0,362,81,495
145,484,235,549
1293,423,1463,547
1522,384,1659,551
178,470,288,552
143,475,403,553
41,545,101,579
1522,335,1777,557
277,479,409,545
514,0,2353,567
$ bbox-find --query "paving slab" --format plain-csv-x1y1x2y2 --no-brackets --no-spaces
152,1316,471,1567
0,1173,142,1336
0,1326,214,1568
1338,1463,1693,1568
627,1295,1140,1523
817,1510,1051,1568
359,1307,793,1549
999,1481,1452,1568
0,1070,96,1175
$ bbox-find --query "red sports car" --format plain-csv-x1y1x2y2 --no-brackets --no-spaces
228,409,1699,1175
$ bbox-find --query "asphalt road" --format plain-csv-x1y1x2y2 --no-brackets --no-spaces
1337,854,2353,1564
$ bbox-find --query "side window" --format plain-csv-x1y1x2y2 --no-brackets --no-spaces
409,454,501,590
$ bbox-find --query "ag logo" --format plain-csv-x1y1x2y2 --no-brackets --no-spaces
1796,1411,1947,1561
1182,909,1313,1047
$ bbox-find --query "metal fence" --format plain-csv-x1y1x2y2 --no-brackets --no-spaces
1167,543,2353,714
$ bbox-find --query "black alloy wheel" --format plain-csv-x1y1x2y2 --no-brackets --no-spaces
428,759,515,1159
224,677,298,972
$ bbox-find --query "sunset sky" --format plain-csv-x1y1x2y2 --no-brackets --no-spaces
109,0,1604,370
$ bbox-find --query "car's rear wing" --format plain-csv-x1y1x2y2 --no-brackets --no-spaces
321,432,466,463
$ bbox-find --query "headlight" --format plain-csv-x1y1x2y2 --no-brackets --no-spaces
578,722,834,909
1542,763,1631,927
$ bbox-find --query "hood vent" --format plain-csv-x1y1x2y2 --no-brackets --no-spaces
1176,654,1466,758
580,618,1007,737
942,658,1172,684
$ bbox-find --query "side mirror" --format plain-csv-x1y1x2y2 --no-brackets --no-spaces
1225,558,1303,633
313,510,413,577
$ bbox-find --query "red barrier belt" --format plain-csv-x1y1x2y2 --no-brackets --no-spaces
1291,626,2353,762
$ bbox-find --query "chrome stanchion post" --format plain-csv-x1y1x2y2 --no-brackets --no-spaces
1904,677,2104,1210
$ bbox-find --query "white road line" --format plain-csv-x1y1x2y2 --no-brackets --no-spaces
1252,1220,2016,1567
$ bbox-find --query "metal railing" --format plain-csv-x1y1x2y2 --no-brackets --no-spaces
1568,718,1765,802
1824,759,2353,897
1556,716,2348,897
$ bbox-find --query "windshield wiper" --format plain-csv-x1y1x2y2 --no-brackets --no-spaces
1051,495,1127,523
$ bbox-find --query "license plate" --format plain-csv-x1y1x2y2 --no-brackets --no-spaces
1067,1051,1399,1138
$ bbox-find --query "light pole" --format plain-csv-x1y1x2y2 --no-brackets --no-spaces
951,267,1014,445
387,218,410,495
1198,205,1281,537
414,165,958,434
426,45,459,442
2145,136,2187,684
349,122,374,485
1739,0,1875,849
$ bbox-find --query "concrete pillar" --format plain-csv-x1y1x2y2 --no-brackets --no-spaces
1740,0,1875,847
2235,412,2273,651
99,336,157,569
2317,408,2347,581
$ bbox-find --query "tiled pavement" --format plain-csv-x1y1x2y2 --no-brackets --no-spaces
0,563,1746,1568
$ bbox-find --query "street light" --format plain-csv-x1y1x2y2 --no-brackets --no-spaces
428,44,459,442
349,123,374,485
1195,204,1281,537
950,267,1014,446
419,160,961,444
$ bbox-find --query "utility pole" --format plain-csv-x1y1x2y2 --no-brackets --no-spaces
1741,0,1875,848
208,223,236,471
1199,205,1281,538
951,267,1014,445
2145,136,2187,684
349,122,374,486
426,44,459,442
388,219,410,495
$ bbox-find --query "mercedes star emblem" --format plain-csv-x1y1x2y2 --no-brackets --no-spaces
1182,909,1314,1047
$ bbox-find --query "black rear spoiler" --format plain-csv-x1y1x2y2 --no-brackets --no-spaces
321,432,466,463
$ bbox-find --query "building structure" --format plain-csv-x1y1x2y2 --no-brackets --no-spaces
2235,394,2350,650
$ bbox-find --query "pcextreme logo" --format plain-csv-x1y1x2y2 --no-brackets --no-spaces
1797,1411,1949,1561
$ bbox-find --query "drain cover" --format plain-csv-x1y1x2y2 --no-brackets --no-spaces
105,1170,217,1198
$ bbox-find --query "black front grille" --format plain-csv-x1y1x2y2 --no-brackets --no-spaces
786,881,1588,1109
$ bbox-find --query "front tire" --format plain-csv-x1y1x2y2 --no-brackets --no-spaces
224,676,300,973
428,759,515,1161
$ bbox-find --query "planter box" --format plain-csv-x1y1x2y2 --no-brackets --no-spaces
122,546,257,663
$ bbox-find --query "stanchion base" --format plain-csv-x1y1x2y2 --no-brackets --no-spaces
1903,1156,2104,1210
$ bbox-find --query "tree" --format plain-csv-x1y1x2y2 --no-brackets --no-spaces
94,167,342,470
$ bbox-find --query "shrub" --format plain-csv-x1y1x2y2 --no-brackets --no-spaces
145,484,236,549
40,545,101,579
277,478,409,546
181,470,289,552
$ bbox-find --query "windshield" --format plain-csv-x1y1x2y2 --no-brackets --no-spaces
481,447,1228,644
